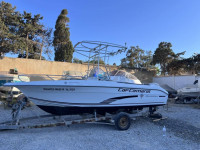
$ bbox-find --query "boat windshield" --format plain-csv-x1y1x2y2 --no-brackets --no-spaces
109,70,141,84
62,71,85,80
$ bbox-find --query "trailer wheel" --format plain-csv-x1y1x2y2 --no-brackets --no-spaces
114,112,131,130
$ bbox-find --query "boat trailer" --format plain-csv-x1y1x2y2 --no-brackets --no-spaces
0,114,115,130
0,99,162,131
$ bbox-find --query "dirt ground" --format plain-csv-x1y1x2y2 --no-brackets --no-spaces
0,102,199,150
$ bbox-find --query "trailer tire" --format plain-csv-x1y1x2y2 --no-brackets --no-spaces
114,112,131,130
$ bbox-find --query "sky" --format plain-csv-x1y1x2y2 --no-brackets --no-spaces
4,0,200,65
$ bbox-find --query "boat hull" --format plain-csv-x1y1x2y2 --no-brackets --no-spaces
5,80,168,115
37,104,164,115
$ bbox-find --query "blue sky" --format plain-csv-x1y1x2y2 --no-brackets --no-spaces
5,0,200,65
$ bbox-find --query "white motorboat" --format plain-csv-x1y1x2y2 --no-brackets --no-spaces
177,76,200,98
177,86,200,97
5,41,168,115
0,74,29,99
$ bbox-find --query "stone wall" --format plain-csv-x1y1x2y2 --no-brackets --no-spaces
0,57,88,75
0,57,155,83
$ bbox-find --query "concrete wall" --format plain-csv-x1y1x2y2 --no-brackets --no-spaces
0,57,88,75
0,57,155,83
153,75,198,90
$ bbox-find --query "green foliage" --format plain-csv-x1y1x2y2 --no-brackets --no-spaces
0,1,52,59
152,42,186,75
18,11,43,58
40,28,53,60
53,9,74,62
168,53,200,75
152,42,175,75
120,58,127,68
191,54,200,73
73,57,83,64
0,1,21,57
166,59,184,75
84,58,105,65
155,66,160,75
120,46,154,69
126,46,144,68
18,53,45,60
143,50,153,68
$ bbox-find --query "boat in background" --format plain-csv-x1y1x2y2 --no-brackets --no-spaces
0,74,29,99
177,85,200,97
5,41,168,116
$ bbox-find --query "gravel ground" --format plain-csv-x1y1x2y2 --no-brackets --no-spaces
0,102,199,150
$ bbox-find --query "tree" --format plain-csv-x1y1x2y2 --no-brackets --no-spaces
152,42,175,75
182,53,200,74
84,59,105,65
0,1,21,57
0,1,52,59
73,57,83,64
166,51,186,75
120,58,127,68
18,11,44,59
18,53,45,60
53,9,74,62
37,27,52,60
143,50,153,68
126,46,144,68
166,60,185,75
152,42,186,75
0,16,9,58
120,46,154,69
16,12,53,60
